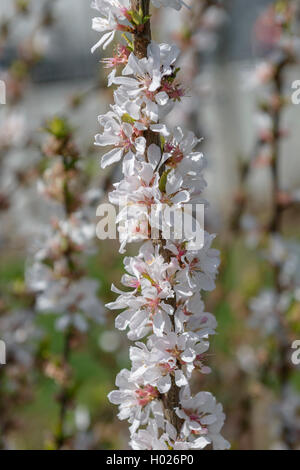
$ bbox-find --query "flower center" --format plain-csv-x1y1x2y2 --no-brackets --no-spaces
135,384,159,406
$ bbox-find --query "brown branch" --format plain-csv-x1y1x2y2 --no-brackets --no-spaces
269,57,294,450
55,327,72,449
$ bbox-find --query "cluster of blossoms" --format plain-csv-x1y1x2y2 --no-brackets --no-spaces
92,0,229,450
24,118,104,448
236,1,300,239
248,233,300,447
249,235,300,336
91,0,188,52
248,0,300,174
0,2,68,449
26,118,104,332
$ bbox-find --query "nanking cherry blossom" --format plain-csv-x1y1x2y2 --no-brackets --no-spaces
91,0,188,52
92,0,229,450
108,42,184,122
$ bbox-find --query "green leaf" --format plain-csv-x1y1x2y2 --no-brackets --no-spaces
131,10,142,25
159,169,171,193
121,33,134,50
45,117,70,139
142,15,151,24
121,113,135,124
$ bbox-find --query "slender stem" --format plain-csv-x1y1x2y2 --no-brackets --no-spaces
269,58,293,449
54,155,75,449
55,327,72,449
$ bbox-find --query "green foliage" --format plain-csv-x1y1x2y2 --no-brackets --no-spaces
45,116,71,140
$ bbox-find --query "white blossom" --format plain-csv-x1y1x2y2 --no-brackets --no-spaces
109,42,183,122
91,0,132,52
177,386,230,450
108,368,163,434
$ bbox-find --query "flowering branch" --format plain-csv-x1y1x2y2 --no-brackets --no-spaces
248,0,300,449
92,0,229,449
131,0,183,433
26,117,104,449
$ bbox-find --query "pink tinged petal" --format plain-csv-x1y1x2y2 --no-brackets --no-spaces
145,100,159,122
108,69,117,87
148,44,161,92
153,312,166,337
147,143,161,168
196,272,215,291
111,283,128,295
91,18,108,33
126,87,143,98
171,190,190,204
149,77,161,93
140,163,155,186
115,309,132,330
135,122,147,131
108,390,124,405
165,421,177,441
112,76,140,87
191,437,210,450
143,361,160,378
180,348,196,363
189,422,202,431
212,435,231,450
150,123,170,137
201,415,218,425
95,133,119,146
105,299,127,309
122,151,135,176
157,375,171,393
129,419,141,435
135,136,146,154
161,302,174,315
130,309,148,329
166,173,183,193
164,45,181,68
175,408,187,420
123,123,134,138
91,31,115,53
101,148,123,168
155,91,169,106
174,369,188,387
125,101,141,120
173,126,184,142
123,53,145,76
115,369,131,387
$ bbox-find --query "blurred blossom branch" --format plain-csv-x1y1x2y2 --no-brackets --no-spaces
0,0,113,449
0,0,60,449
26,117,104,449
245,0,300,450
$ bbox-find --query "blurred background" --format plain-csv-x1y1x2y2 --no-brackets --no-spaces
0,0,300,450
